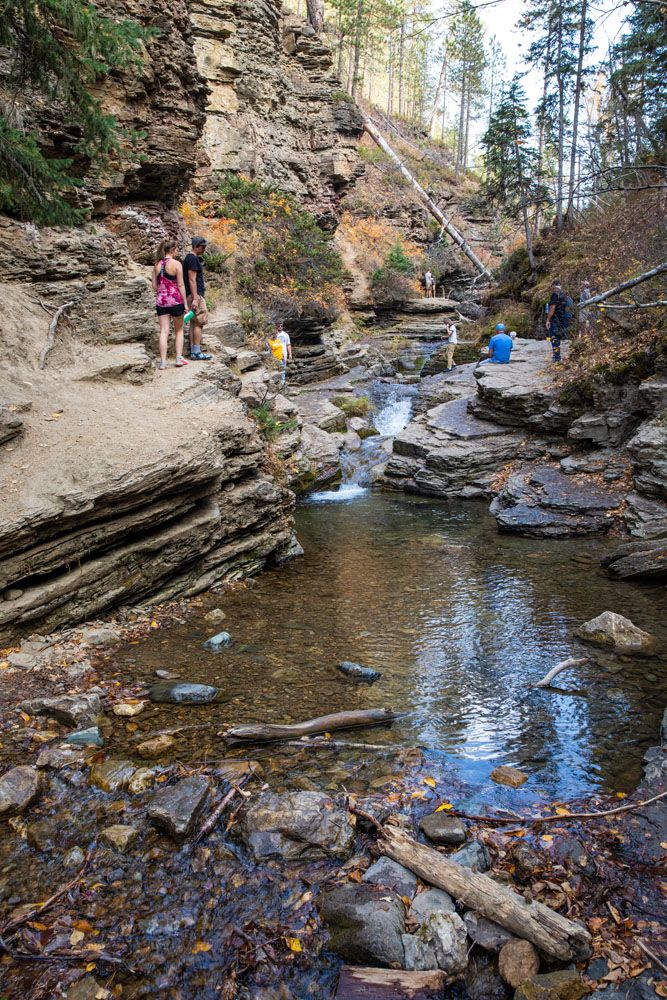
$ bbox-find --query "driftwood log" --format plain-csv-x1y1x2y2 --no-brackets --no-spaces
335,966,446,999
222,708,402,745
38,300,75,369
533,656,590,689
379,826,592,962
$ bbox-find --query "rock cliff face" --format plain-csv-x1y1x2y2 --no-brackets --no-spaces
0,2,364,641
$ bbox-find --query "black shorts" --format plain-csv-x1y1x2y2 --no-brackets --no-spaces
156,304,185,317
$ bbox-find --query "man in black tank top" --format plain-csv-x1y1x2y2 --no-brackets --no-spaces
183,236,212,360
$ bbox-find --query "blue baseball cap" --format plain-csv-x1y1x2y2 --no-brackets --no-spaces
495,323,506,331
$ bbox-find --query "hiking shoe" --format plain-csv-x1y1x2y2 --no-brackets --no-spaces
175,356,189,367
158,360,168,371
190,351,212,361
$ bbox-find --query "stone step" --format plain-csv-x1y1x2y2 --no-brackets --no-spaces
401,299,459,314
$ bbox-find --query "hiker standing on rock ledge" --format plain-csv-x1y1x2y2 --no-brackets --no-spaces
545,279,573,363
183,236,212,361
153,239,189,370
446,320,458,371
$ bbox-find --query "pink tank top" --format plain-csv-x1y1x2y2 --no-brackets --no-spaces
155,260,184,308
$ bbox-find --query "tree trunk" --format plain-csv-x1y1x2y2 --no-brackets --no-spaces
580,260,667,309
306,0,324,33
222,708,402,744
534,33,552,235
351,0,364,99
555,14,565,231
428,53,448,135
363,118,492,278
457,68,467,171
464,87,472,170
379,826,593,962
398,19,405,117
566,0,587,220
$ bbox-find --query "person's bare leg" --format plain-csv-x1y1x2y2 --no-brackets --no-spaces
174,317,185,360
190,319,202,353
159,315,170,364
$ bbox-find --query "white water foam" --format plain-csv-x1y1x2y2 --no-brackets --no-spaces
308,483,368,503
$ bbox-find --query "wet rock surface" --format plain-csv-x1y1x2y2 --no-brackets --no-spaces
0,765,41,817
148,776,210,841
464,911,515,952
419,812,467,845
491,465,624,538
240,791,355,861
575,611,656,656
514,970,589,1000
318,882,406,967
148,681,220,704
601,537,667,580
362,856,417,897
21,693,102,728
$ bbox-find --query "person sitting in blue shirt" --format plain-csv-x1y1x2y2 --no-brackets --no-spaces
479,323,513,365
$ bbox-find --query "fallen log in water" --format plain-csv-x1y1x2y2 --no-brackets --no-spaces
379,826,592,962
533,656,590,689
221,708,402,745
335,966,446,999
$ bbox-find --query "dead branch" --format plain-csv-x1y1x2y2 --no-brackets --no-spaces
221,708,403,745
38,300,74,369
595,299,667,310
533,656,590,689
449,789,667,826
380,826,592,961
580,261,667,310
192,773,252,846
636,939,667,975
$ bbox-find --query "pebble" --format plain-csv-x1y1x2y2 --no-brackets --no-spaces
113,701,145,717
202,630,232,651
65,727,103,747
63,846,86,868
204,608,226,624
100,824,139,852
128,768,156,794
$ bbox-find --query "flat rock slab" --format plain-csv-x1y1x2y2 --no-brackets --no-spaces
419,812,467,845
335,966,447,999
240,790,354,861
89,759,137,793
0,765,40,817
602,538,667,580
514,970,589,1000
22,693,101,728
149,681,220,704
148,776,209,841
491,464,624,538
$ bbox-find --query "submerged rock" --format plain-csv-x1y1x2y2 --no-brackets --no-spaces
363,856,417,898
22,693,101,728
240,791,354,861
490,765,528,788
514,970,589,1000
0,765,40,817
148,776,210,841
89,759,137,793
498,939,540,987
100,824,139,852
149,681,220,704
137,735,175,758
575,611,656,656
419,812,467,845
318,883,405,967
337,660,381,684
65,727,103,747
202,630,232,651
36,744,84,770
128,767,156,794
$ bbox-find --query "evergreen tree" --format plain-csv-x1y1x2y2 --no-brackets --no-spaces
0,0,147,224
448,1,487,171
481,77,546,269
609,2,667,159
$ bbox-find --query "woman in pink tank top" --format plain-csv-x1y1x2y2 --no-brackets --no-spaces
152,239,189,370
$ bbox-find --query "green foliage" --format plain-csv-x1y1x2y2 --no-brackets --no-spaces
332,394,371,417
0,0,148,223
216,174,280,223
330,89,354,103
608,4,667,159
358,144,389,165
203,251,231,274
385,242,415,275
250,404,299,442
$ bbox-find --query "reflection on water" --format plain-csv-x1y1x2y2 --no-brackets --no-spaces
114,492,665,798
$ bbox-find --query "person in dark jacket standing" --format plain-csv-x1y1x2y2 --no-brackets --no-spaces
545,279,572,363
183,236,212,361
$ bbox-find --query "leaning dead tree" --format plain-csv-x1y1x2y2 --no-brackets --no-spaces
362,117,492,281
579,259,667,310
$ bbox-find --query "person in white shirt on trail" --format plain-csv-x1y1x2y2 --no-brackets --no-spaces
424,270,435,298
446,321,458,371
275,321,292,382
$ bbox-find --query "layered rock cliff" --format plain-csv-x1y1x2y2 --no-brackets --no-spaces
0,1,364,642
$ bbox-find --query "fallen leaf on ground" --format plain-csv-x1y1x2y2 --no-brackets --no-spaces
435,802,453,812
192,940,212,954
423,777,436,788
285,937,302,953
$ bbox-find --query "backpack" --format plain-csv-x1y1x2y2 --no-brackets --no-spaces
555,291,573,322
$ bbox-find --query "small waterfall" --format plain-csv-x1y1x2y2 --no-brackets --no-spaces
373,392,413,437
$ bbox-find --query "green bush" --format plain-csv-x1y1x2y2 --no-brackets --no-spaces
358,144,389,165
385,242,415,275
250,404,299,442
332,395,371,417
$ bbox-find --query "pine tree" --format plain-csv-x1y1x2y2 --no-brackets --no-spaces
448,1,487,171
481,77,546,269
0,0,148,224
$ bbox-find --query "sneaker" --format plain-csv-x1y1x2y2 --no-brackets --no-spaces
159,360,168,371
190,351,212,361
175,356,189,367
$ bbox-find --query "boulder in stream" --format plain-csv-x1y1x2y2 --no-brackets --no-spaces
337,660,381,684
149,681,220,704
490,765,528,788
240,791,354,861
575,611,656,656
318,882,406,967
21,693,101,728
0,765,41,817
419,812,467,845
202,630,232,651
148,776,210,841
